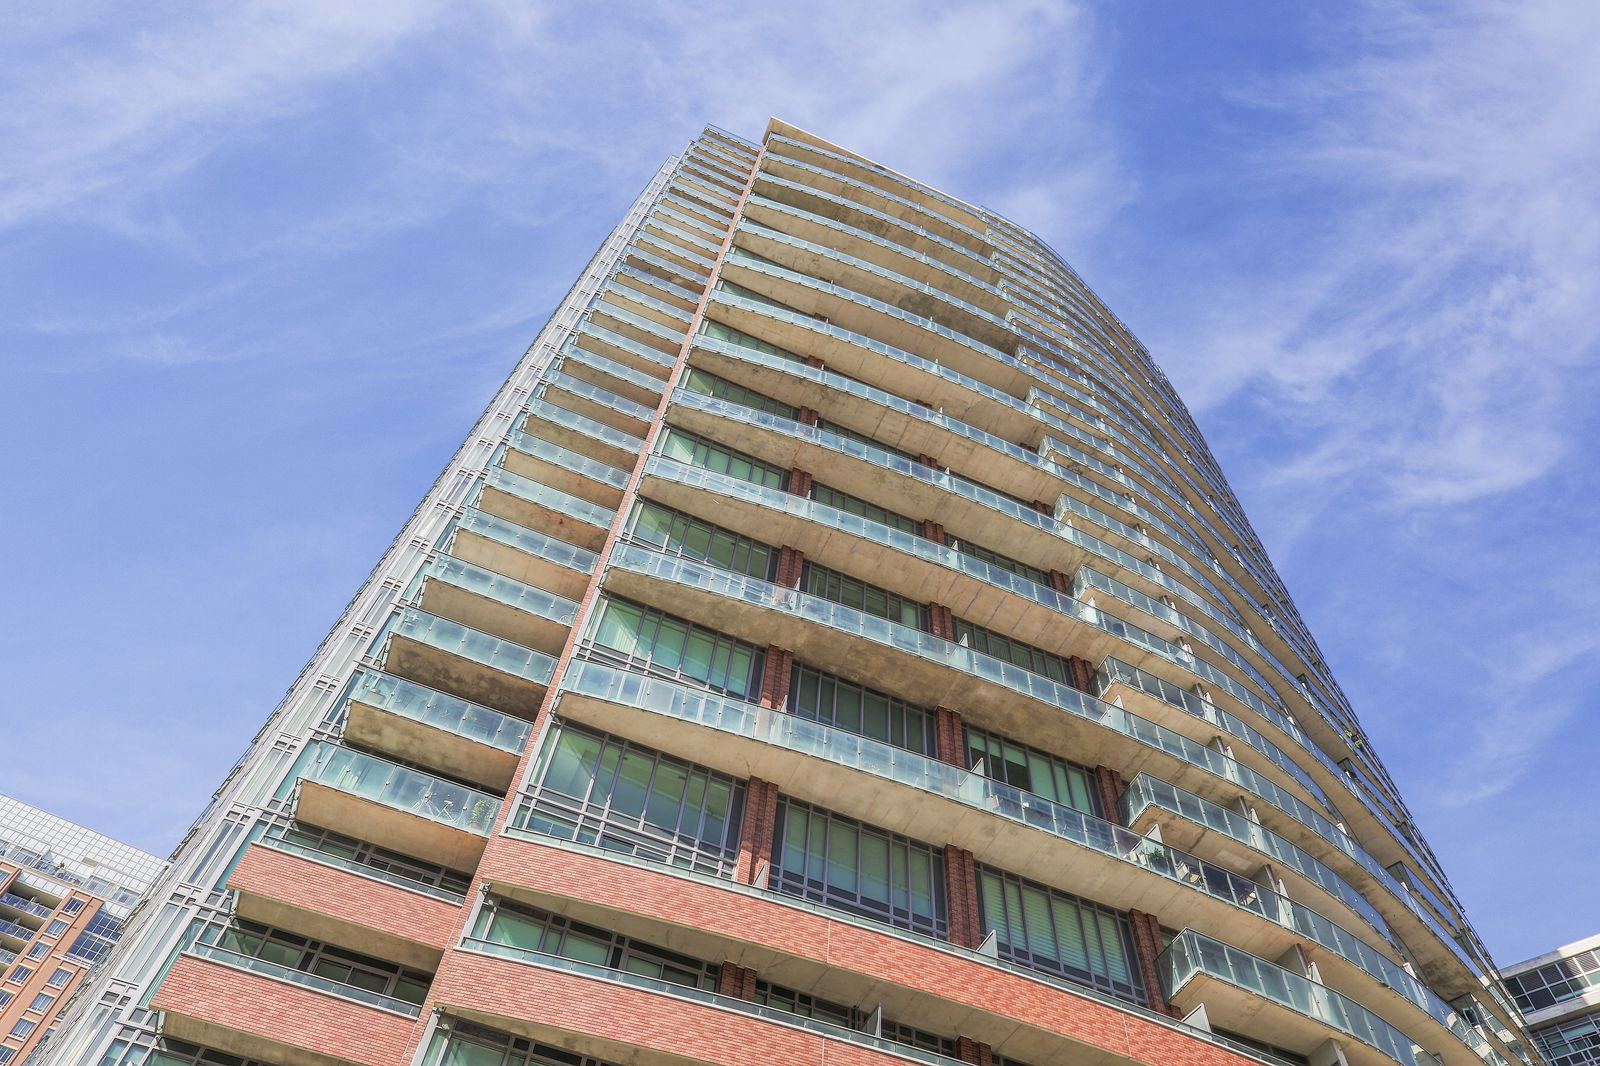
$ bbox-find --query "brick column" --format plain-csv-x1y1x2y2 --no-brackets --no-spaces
1066,654,1097,693
1032,499,1053,515
717,961,759,1000
922,519,946,545
759,647,795,709
775,546,805,588
928,603,956,640
735,778,780,887
804,356,826,370
955,1037,994,1066
1094,765,1126,823
796,407,819,426
943,844,982,949
915,453,939,469
934,707,966,767
1047,569,1072,594
1128,909,1177,1017
788,468,813,497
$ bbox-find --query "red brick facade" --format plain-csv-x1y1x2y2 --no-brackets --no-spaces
922,519,946,545
943,844,983,950
776,546,806,588
718,961,759,1000
788,468,814,497
758,646,795,709
1127,909,1178,1018
934,706,967,767
1095,765,1127,825
928,603,956,641
1067,654,1097,693
734,778,780,887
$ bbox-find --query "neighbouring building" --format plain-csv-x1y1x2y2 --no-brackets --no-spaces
0,794,163,1064
1500,934,1600,1065
40,121,1540,1066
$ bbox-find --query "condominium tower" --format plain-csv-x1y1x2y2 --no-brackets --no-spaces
42,121,1537,1066
1500,934,1600,1065
0,794,163,1064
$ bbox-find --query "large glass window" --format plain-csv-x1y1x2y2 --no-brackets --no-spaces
790,664,935,755
953,618,1071,686
773,799,945,938
628,501,776,581
809,482,922,536
1507,949,1600,1014
953,538,1051,587
699,318,805,363
267,823,471,895
427,1019,621,1066
207,919,431,1004
814,419,921,463
965,727,1099,815
518,723,744,877
754,981,957,1055
801,562,926,630
659,428,786,490
682,368,798,419
977,866,1141,1003
148,1040,278,1066
586,597,763,700
472,899,717,991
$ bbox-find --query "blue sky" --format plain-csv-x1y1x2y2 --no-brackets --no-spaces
3,1,1596,967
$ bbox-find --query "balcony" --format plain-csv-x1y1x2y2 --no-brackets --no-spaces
0,891,50,920
475,831,1277,1066
478,464,616,553
1159,930,1441,1066
540,371,655,439
294,741,500,871
228,840,463,971
153,945,416,1066
440,506,596,602
409,555,576,658
503,429,629,510
377,605,554,719
341,670,528,792
556,344,667,409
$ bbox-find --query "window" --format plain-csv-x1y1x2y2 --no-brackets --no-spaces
518,723,744,877
809,482,921,536
148,1039,278,1066
473,900,716,992
953,618,1071,685
658,428,786,490
953,539,1050,587
773,799,945,938
8,1019,35,1039
427,1019,620,1066
790,664,935,755
26,943,47,959
682,368,798,419
801,562,926,629
966,727,1099,815
209,920,430,1005
62,899,85,915
268,824,471,895
586,598,763,700
43,920,67,938
45,968,71,988
0,1048,13,1066
754,981,957,1054
628,501,776,581
0,990,10,1009
27,992,52,1012
699,318,805,363
977,866,1141,1002
7,966,31,984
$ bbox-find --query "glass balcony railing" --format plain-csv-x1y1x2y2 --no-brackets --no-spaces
449,506,599,576
605,538,1475,977
563,659,1447,1016
575,319,679,370
1121,773,1391,942
559,343,669,398
508,429,631,490
0,917,35,942
298,741,500,836
520,398,645,455
412,555,578,628
543,371,658,425
1159,930,1435,1066
632,230,717,271
187,938,422,1017
461,935,965,1066
346,670,531,754
615,262,705,308
254,834,466,905
0,892,51,919
380,606,556,687
0,948,15,967
482,466,617,532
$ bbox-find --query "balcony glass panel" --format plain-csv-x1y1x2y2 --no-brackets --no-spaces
382,606,557,686
298,741,501,835
346,670,531,753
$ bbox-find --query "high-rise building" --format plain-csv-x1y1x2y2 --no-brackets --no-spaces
1499,934,1600,1065
0,794,163,1064
42,121,1538,1066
